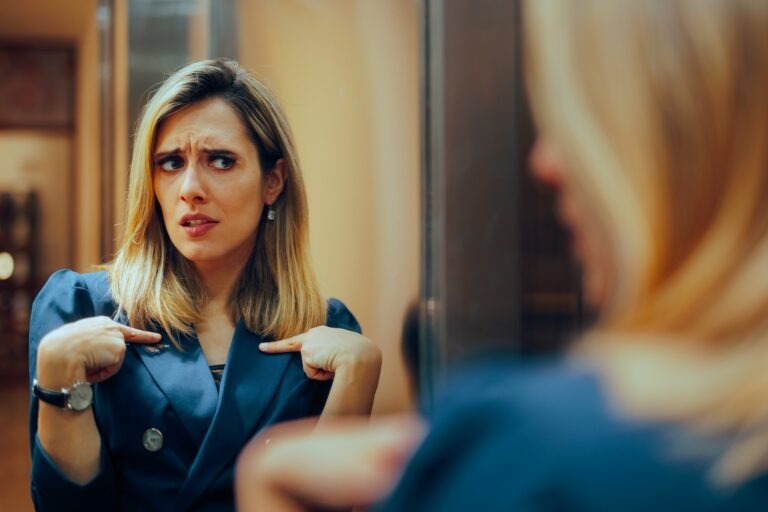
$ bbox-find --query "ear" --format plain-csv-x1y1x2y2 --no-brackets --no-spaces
263,159,286,205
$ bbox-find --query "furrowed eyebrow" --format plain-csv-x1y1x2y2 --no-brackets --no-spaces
153,148,239,160
154,149,182,160
202,149,238,157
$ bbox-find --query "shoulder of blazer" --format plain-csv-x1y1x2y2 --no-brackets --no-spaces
37,268,115,317
325,298,362,334
79,270,117,316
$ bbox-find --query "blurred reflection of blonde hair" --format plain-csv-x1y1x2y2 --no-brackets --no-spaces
109,59,325,344
525,0,768,484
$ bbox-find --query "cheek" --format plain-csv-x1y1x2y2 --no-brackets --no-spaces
223,180,264,229
152,177,183,235
152,179,173,217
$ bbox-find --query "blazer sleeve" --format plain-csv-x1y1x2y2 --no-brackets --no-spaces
305,298,364,416
28,269,118,512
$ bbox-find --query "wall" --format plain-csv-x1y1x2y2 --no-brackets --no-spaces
0,0,102,272
237,0,421,412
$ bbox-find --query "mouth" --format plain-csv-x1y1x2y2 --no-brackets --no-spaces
179,213,218,225
179,214,219,237
182,219,215,227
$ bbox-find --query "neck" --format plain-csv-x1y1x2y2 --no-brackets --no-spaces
195,254,250,313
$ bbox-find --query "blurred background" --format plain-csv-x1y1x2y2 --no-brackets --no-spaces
0,1,581,510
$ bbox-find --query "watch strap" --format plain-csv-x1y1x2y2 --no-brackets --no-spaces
32,379,69,408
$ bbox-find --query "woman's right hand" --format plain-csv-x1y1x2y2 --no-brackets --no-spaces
36,316,162,388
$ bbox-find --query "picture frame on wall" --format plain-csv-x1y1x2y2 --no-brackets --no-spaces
0,43,75,129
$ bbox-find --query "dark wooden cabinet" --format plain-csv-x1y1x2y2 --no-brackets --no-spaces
0,191,38,380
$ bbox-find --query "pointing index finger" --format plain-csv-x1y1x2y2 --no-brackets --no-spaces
117,324,163,344
259,335,304,353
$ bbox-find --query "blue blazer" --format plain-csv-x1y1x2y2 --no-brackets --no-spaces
28,269,361,512
379,359,768,511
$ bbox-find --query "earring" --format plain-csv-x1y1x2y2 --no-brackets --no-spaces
267,206,276,221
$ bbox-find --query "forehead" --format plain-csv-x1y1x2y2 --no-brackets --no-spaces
154,97,252,150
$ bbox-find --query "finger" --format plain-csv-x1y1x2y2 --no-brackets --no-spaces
259,335,303,353
303,363,334,381
116,324,162,343
86,361,123,383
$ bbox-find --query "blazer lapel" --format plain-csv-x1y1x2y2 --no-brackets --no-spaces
133,329,220,447
172,320,293,511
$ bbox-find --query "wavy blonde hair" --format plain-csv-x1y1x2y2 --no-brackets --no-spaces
525,0,768,484
109,59,326,344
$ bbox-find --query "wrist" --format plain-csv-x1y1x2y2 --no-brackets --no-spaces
336,340,382,371
36,336,86,388
335,350,382,387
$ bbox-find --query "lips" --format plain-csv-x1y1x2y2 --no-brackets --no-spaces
179,213,218,237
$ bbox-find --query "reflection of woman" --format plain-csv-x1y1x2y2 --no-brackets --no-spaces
237,0,768,509
28,59,381,512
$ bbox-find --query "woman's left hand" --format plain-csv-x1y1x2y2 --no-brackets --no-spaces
259,326,382,417
259,326,381,418
259,326,381,381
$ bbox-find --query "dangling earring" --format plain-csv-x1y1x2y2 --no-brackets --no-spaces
267,205,276,221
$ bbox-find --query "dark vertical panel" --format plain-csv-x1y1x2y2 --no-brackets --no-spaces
99,0,115,260
128,0,192,132
422,0,521,404
125,0,238,151
209,0,237,59
421,0,583,404
441,0,520,359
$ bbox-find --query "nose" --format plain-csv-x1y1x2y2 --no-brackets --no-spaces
529,138,564,190
178,163,208,204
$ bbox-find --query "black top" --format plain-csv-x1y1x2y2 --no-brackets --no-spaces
210,364,226,389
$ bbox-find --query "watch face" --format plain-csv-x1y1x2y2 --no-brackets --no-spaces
68,381,93,411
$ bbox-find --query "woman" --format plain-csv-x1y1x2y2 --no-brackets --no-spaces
28,59,381,512
236,0,768,509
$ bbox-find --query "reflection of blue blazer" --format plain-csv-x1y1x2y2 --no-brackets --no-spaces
28,269,361,512
379,359,768,511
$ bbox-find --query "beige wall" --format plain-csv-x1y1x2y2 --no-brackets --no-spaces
238,1,421,413
74,0,102,271
0,0,102,272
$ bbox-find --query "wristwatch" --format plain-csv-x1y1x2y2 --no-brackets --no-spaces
32,378,93,412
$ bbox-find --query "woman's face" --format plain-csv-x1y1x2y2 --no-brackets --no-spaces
153,97,284,272
529,137,608,306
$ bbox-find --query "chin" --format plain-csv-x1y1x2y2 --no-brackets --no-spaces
171,241,219,264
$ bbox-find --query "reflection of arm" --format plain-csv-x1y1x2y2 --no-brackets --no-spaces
318,299,381,422
236,415,423,512
376,364,566,512
29,270,117,512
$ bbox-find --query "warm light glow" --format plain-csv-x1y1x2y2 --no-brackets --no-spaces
0,252,14,280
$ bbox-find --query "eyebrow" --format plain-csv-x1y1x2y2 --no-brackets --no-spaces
153,148,239,159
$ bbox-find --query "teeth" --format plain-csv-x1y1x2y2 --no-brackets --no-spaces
186,220,206,226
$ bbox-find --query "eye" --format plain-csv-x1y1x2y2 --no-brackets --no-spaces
156,156,184,172
210,155,236,170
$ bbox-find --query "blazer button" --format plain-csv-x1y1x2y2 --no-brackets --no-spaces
143,428,164,452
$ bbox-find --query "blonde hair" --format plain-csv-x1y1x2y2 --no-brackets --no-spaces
109,59,326,344
525,0,768,483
